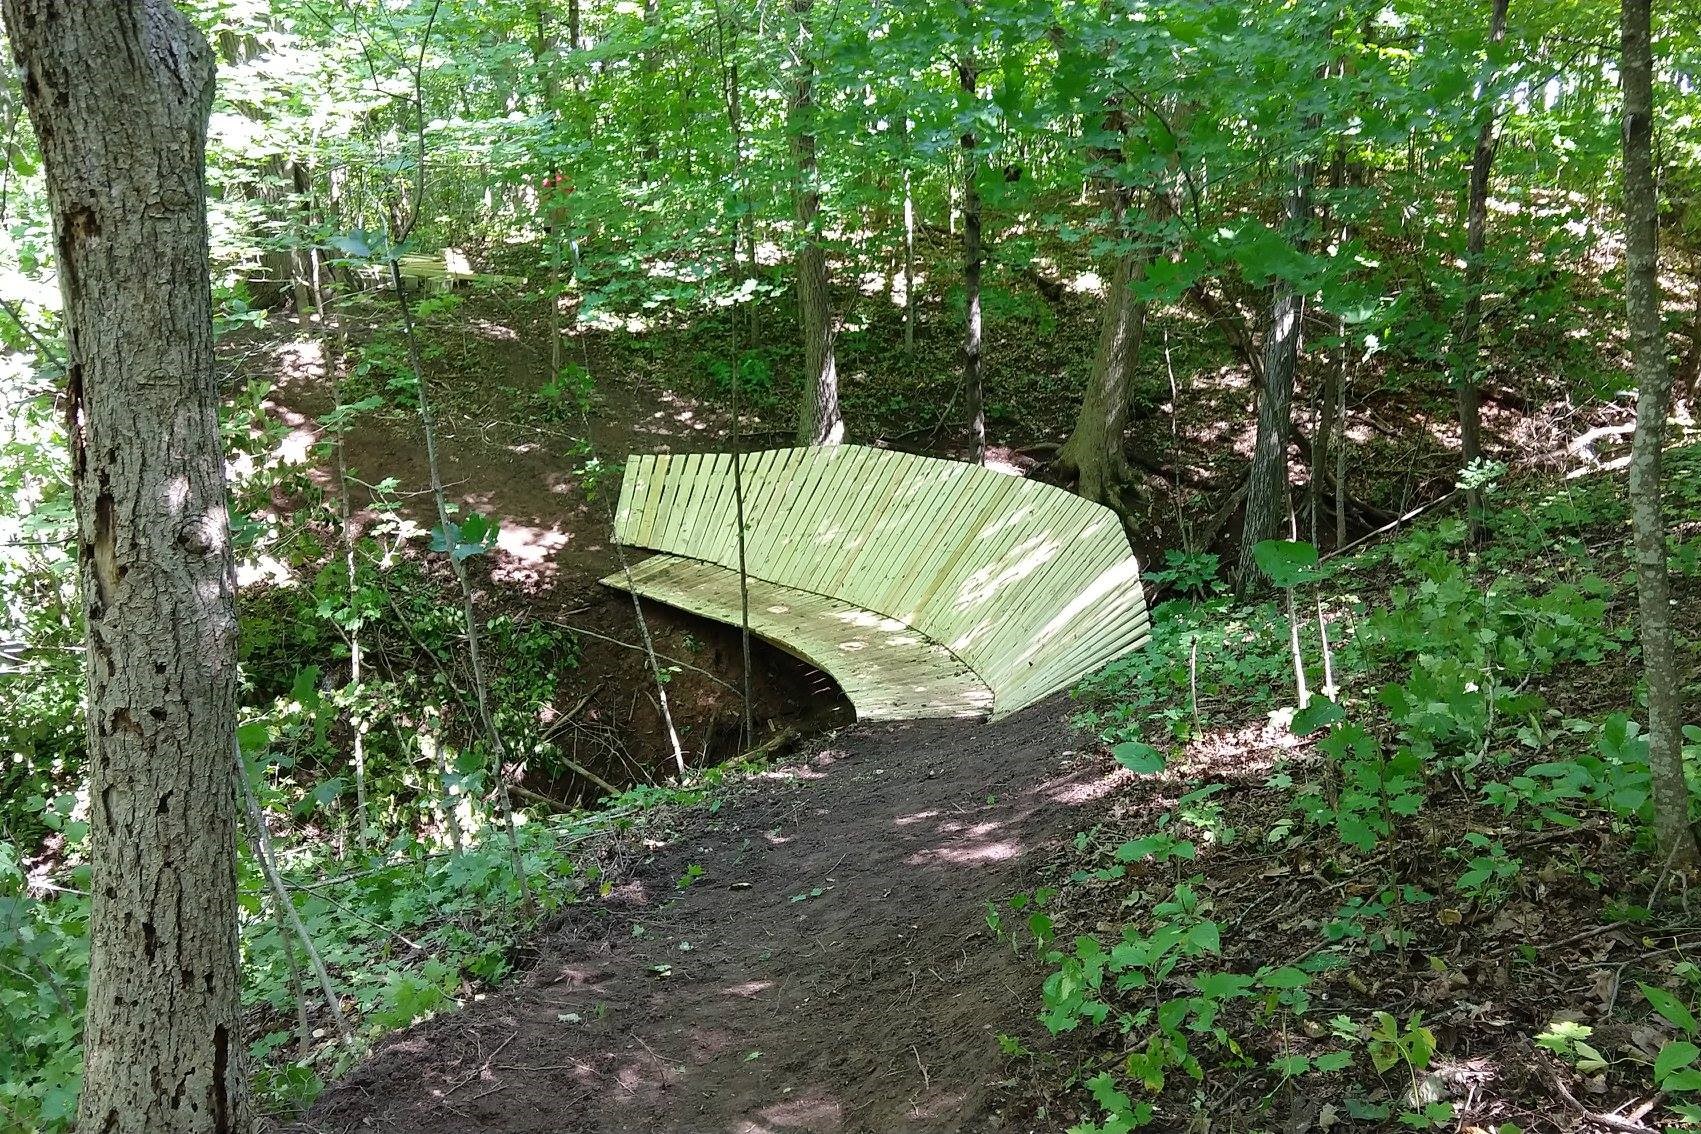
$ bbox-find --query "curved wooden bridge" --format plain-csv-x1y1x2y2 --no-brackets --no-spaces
602,445,1151,722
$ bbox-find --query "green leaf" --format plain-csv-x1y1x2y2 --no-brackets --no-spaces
1111,741,1164,775
1665,1067,1701,1092
1640,983,1699,1035
1291,697,1344,735
290,666,322,709
236,721,270,756
1656,1041,1700,1084
1252,540,1319,588
1185,920,1221,955
1085,1070,1132,1117
1194,971,1254,999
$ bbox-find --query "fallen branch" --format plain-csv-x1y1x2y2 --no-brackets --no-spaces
1551,1073,1656,1133
734,726,799,764
1322,489,1460,562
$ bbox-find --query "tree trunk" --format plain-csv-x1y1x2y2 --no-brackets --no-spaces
639,0,662,177
1311,149,1349,549
287,160,315,328
901,115,917,351
1621,0,1696,866
1680,267,1701,411
1056,245,1147,519
1452,0,1511,543
1235,165,1313,593
789,0,843,445
959,55,986,465
4,2,251,1130
712,0,758,341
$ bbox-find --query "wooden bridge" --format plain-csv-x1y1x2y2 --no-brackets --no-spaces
602,446,1151,722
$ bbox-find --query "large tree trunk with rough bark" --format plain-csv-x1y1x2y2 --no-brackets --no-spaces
1235,165,1314,593
1621,0,1695,866
1056,243,1147,520
1452,0,1511,542
959,53,986,465
5,2,250,1131
789,0,843,445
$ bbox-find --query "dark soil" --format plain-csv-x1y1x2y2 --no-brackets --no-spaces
296,701,1113,1133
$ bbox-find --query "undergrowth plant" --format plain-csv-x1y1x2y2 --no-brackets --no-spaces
1015,458,1701,1132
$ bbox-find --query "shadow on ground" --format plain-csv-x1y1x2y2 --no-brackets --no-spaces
297,700,1118,1133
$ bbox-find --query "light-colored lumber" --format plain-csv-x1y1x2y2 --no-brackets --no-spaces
600,445,1149,721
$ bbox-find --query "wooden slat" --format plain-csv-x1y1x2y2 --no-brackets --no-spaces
739,448,812,573
603,554,993,720
676,452,728,556
960,495,1104,671
884,470,1009,625
851,459,968,615
972,516,1124,680
604,444,1150,723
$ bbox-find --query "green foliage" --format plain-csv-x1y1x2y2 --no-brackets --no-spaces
0,0,1696,1124
1143,550,1223,599
1251,540,1320,589
1047,460,1701,1128
1075,598,1295,740
0,842,87,1130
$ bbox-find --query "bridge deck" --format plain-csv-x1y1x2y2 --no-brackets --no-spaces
601,445,1150,722
606,554,994,721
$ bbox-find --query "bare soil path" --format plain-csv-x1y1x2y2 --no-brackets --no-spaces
301,702,1113,1133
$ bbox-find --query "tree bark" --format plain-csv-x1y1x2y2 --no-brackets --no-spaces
1056,242,1147,519
789,0,843,445
712,0,757,341
1056,83,1145,517
1235,164,1314,593
1621,0,1696,866
959,54,986,465
639,0,662,177
1452,0,1511,543
4,2,251,1130
902,116,917,351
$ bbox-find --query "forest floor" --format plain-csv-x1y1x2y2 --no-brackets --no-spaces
295,702,1112,1133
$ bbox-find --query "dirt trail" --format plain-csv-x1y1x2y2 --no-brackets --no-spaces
301,702,1115,1133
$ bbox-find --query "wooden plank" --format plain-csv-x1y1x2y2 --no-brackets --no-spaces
1034,571,1152,684
926,476,1053,647
958,494,1105,671
632,453,670,547
735,447,807,572
992,556,1148,705
694,447,760,567
766,446,857,583
602,553,993,721
819,448,911,599
912,469,1030,635
656,451,702,551
613,457,641,539
883,468,1007,625
971,509,1123,680
850,457,966,615
606,444,1150,723
675,451,725,556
